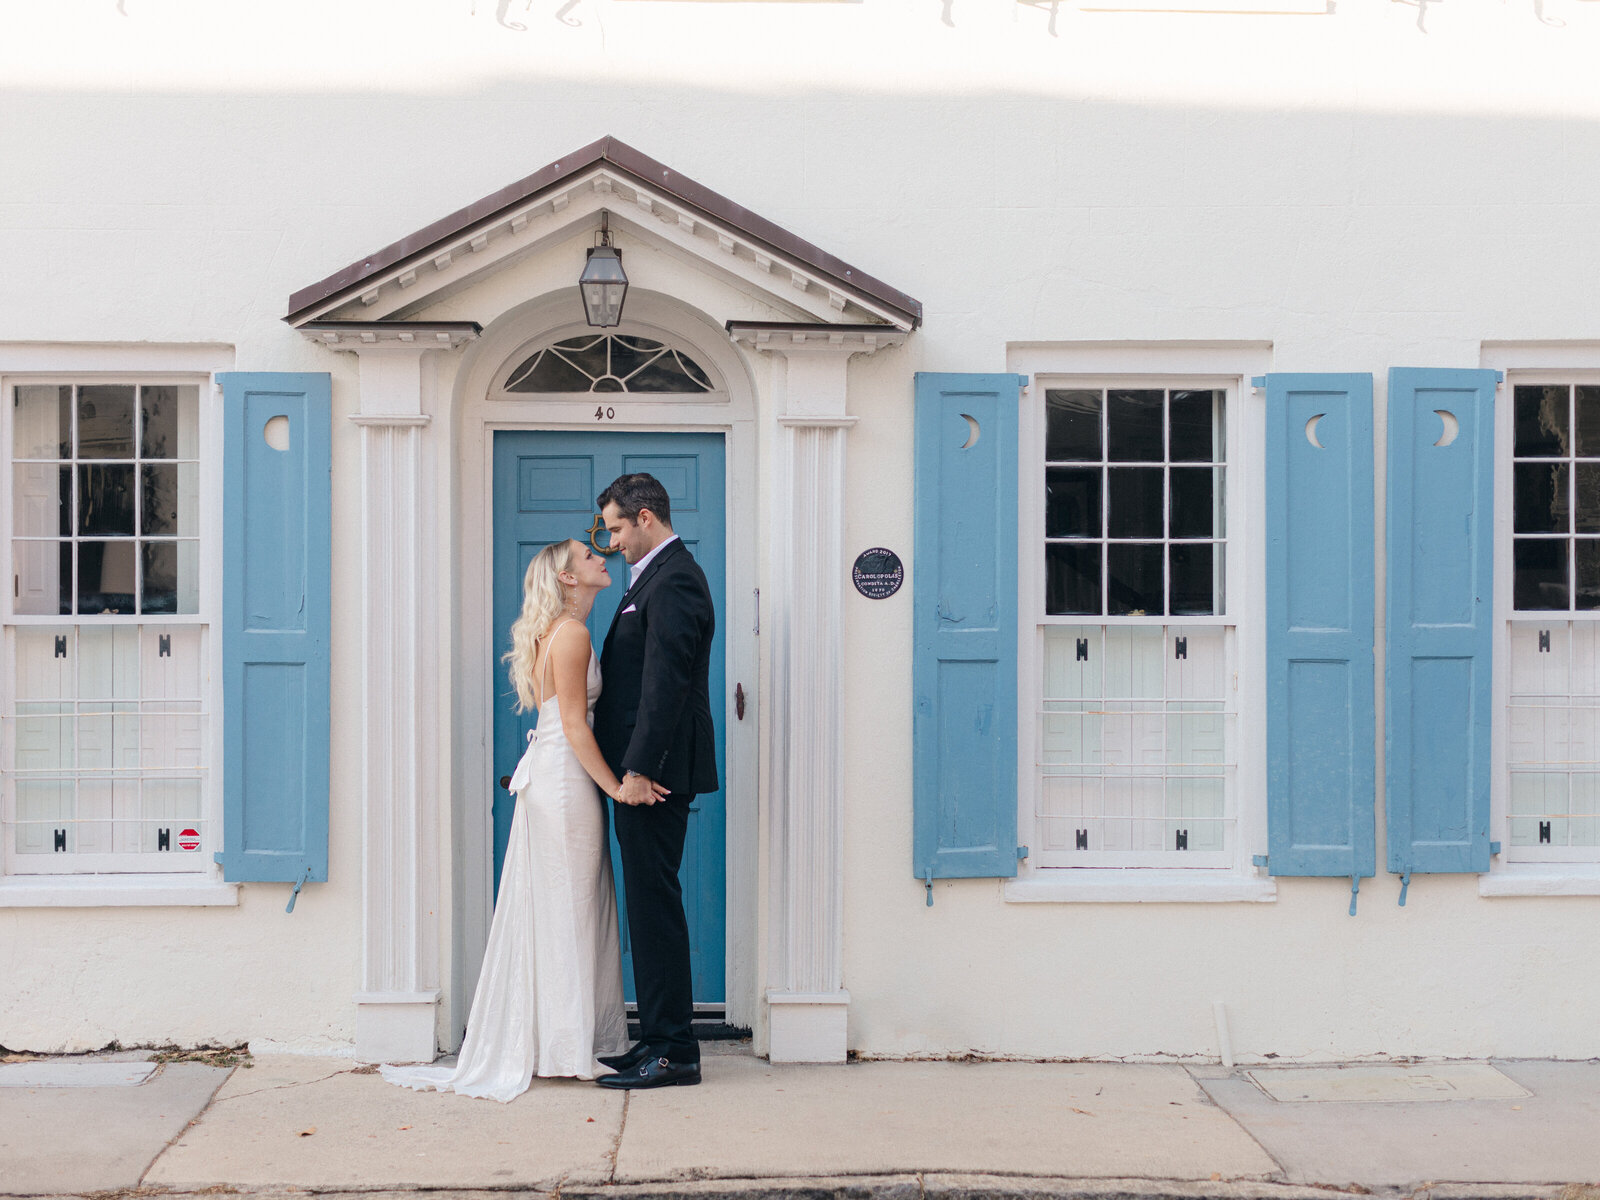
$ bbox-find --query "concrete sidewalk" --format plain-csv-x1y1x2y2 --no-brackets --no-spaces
2,1046,1597,1199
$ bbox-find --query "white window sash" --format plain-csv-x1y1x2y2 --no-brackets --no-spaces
1,364,224,880
1016,369,1262,878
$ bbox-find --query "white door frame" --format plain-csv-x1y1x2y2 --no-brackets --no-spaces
450,290,761,1043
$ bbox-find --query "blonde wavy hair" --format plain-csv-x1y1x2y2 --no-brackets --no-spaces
504,538,580,713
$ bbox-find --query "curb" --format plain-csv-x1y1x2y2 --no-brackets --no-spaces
16,1176,1583,1200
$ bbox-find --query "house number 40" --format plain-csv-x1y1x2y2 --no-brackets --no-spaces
594,405,617,421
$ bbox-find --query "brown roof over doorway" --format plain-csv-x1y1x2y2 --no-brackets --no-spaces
285,136,922,330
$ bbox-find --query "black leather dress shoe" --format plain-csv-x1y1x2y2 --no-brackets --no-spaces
596,1056,701,1089
597,1042,653,1072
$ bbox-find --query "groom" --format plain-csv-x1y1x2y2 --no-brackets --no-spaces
592,473,718,1089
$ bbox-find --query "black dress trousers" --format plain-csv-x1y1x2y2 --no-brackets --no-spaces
612,791,699,1064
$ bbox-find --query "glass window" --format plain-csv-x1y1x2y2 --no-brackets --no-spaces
5,379,210,876
12,383,200,616
503,335,715,394
1033,380,1237,870
1044,387,1225,617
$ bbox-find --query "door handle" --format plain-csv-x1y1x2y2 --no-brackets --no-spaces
735,682,746,720
499,775,511,790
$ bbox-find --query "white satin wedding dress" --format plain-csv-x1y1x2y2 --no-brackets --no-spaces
383,632,628,1101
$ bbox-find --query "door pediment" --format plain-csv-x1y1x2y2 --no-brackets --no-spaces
284,137,920,333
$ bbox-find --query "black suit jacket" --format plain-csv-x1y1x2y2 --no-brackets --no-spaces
594,538,720,796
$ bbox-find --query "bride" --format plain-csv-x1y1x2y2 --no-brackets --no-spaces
383,538,662,1100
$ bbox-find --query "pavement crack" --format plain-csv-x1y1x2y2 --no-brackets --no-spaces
607,1091,631,1184
209,1066,359,1102
135,1062,237,1188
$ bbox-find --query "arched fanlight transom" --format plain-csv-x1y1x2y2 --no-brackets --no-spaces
503,334,715,394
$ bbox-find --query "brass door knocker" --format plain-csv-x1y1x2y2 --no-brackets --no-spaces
586,514,619,555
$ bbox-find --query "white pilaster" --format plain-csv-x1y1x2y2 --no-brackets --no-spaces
301,324,476,1064
731,325,904,1064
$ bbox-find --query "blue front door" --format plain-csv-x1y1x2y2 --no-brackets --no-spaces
492,430,727,1004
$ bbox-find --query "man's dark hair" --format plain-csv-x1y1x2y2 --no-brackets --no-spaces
598,472,672,528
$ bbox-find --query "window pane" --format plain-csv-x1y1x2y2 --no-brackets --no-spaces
1103,625,1164,696
1578,540,1600,612
1577,386,1600,458
142,541,198,614
14,628,76,698
1108,542,1164,616
1169,467,1216,538
1169,390,1222,463
1043,626,1103,699
77,625,140,698
1046,543,1101,615
551,335,608,378
1514,538,1568,610
9,541,72,614
1107,389,1164,461
1107,467,1162,538
607,336,665,380
14,780,74,854
140,385,199,459
1045,467,1100,537
627,354,711,393
1045,390,1101,461
141,625,203,699
76,385,136,459
1577,463,1600,534
78,464,136,536
11,463,68,537
73,779,126,854
77,541,138,614
1514,384,1569,458
140,463,198,536
77,711,139,771
140,780,203,854
15,707,73,771
13,385,70,459
1514,462,1568,533
1169,543,1217,615
505,348,592,392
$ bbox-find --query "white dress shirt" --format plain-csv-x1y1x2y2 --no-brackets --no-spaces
628,533,679,588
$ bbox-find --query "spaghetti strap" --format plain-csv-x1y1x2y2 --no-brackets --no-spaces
536,618,577,707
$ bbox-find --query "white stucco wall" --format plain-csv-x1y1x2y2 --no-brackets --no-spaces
2,0,1598,1057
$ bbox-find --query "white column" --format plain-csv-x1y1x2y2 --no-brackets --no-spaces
307,328,472,1063
768,411,853,1062
735,328,903,1064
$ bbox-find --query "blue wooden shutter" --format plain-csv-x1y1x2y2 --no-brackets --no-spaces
214,373,332,886
1385,367,1498,886
1263,374,1376,894
912,373,1021,890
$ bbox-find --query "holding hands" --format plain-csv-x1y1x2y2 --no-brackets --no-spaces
616,771,670,806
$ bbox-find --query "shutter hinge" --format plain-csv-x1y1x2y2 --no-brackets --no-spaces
924,869,934,907
1251,854,1268,869
1348,874,1360,917
1490,840,1502,856
1017,845,1029,861
1397,872,1410,907
285,866,313,914
1250,376,1267,390
753,588,760,636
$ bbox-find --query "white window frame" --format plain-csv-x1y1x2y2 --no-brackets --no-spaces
0,343,235,906
1484,345,1600,896
1005,344,1273,903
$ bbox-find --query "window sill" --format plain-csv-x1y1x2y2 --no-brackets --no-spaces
1479,864,1600,898
1004,869,1276,904
0,875,239,907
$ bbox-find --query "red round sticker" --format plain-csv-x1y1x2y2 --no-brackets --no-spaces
177,828,200,851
